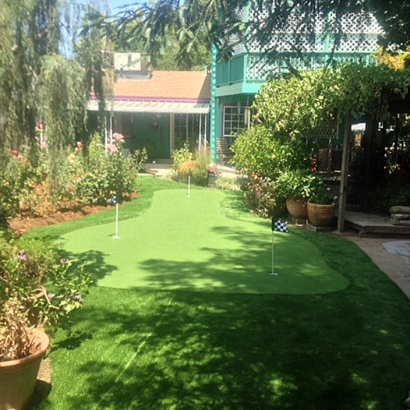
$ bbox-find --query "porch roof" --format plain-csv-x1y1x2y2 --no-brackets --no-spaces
88,99,209,114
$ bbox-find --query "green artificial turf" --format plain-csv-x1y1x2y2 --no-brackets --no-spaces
59,188,348,294
24,177,183,241
28,177,410,409
39,267,410,410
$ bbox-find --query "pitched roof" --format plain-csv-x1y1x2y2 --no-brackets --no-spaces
113,70,211,102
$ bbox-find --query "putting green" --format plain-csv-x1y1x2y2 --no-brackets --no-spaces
61,189,348,294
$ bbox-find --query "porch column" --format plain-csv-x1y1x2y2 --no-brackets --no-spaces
337,113,352,233
210,44,218,162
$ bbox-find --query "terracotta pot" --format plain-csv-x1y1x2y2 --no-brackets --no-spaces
286,196,308,219
307,202,336,227
0,329,49,410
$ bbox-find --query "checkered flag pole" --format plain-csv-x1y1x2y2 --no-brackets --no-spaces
273,218,289,233
270,218,289,276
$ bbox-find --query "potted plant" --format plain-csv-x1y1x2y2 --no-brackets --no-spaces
307,184,338,227
0,231,91,410
276,169,321,219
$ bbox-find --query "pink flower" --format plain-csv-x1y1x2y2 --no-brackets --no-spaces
35,122,45,133
16,250,27,262
107,144,118,153
112,133,124,142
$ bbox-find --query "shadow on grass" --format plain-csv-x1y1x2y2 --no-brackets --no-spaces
63,249,118,283
45,284,410,410
133,224,347,294
31,380,52,410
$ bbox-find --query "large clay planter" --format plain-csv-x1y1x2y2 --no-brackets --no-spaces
0,329,49,410
307,202,336,227
286,196,308,219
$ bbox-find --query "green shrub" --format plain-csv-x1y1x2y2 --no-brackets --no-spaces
276,169,322,199
215,177,241,191
192,148,210,186
172,143,193,171
232,126,316,180
172,147,210,186
135,139,157,160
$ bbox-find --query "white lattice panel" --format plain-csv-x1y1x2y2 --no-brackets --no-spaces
241,4,383,54
246,53,373,80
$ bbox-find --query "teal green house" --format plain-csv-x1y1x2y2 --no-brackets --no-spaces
88,8,382,165
209,7,383,163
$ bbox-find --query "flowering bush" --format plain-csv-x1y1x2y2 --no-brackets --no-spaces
51,133,146,207
0,147,43,224
244,173,285,218
309,184,338,205
0,232,92,361
0,232,92,338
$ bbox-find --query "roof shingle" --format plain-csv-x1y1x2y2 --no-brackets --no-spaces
113,70,211,101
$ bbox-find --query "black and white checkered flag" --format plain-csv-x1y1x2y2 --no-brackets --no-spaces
272,218,289,233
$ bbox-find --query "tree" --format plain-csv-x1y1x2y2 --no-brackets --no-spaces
86,1,211,71
109,0,410,65
232,63,410,210
0,0,111,201
0,0,62,163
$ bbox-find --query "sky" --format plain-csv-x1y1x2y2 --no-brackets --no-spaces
108,0,140,13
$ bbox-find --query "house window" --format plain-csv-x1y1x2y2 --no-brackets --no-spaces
174,114,203,150
174,114,188,149
223,106,251,145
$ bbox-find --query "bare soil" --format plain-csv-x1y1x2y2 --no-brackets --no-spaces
9,204,109,235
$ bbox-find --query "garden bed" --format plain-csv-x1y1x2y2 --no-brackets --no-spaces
9,205,110,235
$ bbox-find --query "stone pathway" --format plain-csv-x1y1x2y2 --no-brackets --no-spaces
345,235,410,299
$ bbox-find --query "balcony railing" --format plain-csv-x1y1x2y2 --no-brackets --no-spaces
216,52,376,88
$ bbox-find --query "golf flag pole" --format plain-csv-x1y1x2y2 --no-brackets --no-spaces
270,218,289,276
270,217,277,276
187,172,191,197
114,202,120,239
111,195,120,239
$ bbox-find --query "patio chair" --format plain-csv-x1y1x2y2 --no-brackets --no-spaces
217,138,233,165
